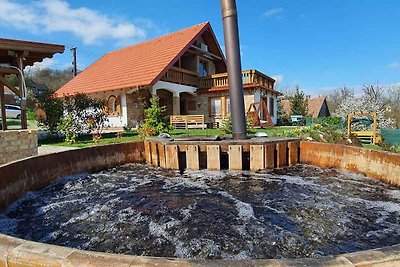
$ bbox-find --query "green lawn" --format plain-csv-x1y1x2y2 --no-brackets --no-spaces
5,119,38,130
39,126,296,148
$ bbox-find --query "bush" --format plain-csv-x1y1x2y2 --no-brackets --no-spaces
138,96,170,139
58,114,77,144
63,93,108,136
220,116,252,135
35,91,64,133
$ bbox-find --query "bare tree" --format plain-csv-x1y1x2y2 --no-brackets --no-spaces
362,84,389,110
325,87,354,113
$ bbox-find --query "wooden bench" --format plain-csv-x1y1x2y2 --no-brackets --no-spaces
170,115,205,130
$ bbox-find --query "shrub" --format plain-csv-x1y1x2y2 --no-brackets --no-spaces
220,116,252,135
35,91,64,133
62,93,108,136
58,114,77,144
138,96,170,139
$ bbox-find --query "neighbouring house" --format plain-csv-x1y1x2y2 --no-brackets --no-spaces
56,22,282,128
281,96,331,118
3,86,20,105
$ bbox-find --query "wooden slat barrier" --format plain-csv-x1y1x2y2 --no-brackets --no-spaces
229,145,242,170
186,145,200,170
170,115,205,129
207,145,221,170
198,69,275,90
145,140,300,171
161,67,199,87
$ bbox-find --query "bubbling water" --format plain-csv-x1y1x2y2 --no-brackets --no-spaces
1,164,400,260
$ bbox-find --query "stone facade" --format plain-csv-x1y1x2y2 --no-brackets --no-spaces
0,130,37,165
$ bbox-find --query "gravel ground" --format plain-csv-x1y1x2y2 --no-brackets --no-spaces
38,145,80,155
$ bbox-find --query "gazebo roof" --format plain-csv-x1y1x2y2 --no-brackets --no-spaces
0,38,65,67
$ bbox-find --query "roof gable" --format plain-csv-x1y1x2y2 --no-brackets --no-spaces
56,22,217,96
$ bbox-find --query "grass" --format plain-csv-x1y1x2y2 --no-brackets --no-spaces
362,144,382,150
39,126,297,148
39,131,140,148
5,119,38,130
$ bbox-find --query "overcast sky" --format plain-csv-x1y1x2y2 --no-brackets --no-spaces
1,0,399,95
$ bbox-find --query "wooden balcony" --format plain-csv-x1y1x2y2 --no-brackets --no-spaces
161,67,199,87
198,69,275,90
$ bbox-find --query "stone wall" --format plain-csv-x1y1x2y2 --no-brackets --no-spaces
0,130,37,165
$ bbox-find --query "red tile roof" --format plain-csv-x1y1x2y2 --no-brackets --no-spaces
56,22,210,97
307,97,327,118
281,97,328,118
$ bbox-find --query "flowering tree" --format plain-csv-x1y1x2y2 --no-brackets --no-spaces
335,85,395,129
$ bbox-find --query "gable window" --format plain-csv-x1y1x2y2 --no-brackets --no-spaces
209,97,222,117
198,59,208,77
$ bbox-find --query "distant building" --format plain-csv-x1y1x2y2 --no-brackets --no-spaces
281,96,331,118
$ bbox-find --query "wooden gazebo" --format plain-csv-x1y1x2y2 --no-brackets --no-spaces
0,38,64,130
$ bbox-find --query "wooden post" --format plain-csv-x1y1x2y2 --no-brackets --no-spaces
144,141,151,164
151,142,159,166
276,142,288,168
0,85,6,130
288,141,299,166
186,145,200,170
265,143,275,169
221,96,227,118
158,144,166,168
165,145,179,169
207,145,221,170
347,113,352,138
250,145,264,171
373,112,377,145
229,145,242,170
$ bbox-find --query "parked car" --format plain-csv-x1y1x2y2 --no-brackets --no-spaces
0,105,21,119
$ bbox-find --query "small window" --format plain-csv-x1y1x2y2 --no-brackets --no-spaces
226,98,231,115
210,97,222,117
198,59,208,77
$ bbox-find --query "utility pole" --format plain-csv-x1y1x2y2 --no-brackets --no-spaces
70,47,77,77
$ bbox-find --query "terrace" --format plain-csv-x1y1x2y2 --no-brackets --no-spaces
160,68,276,91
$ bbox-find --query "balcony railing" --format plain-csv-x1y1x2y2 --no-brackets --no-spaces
160,68,275,91
198,69,274,90
161,67,199,87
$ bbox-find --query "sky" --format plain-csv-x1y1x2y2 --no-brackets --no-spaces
0,0,399,95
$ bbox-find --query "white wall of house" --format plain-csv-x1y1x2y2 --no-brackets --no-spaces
90,90,128,128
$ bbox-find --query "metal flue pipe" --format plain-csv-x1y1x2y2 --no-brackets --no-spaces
220,0,247,140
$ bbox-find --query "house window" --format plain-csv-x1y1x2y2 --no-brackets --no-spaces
269,97,274,115
107,95,121,116
226,97,231,115
198,59,208,77
210,97,222,117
